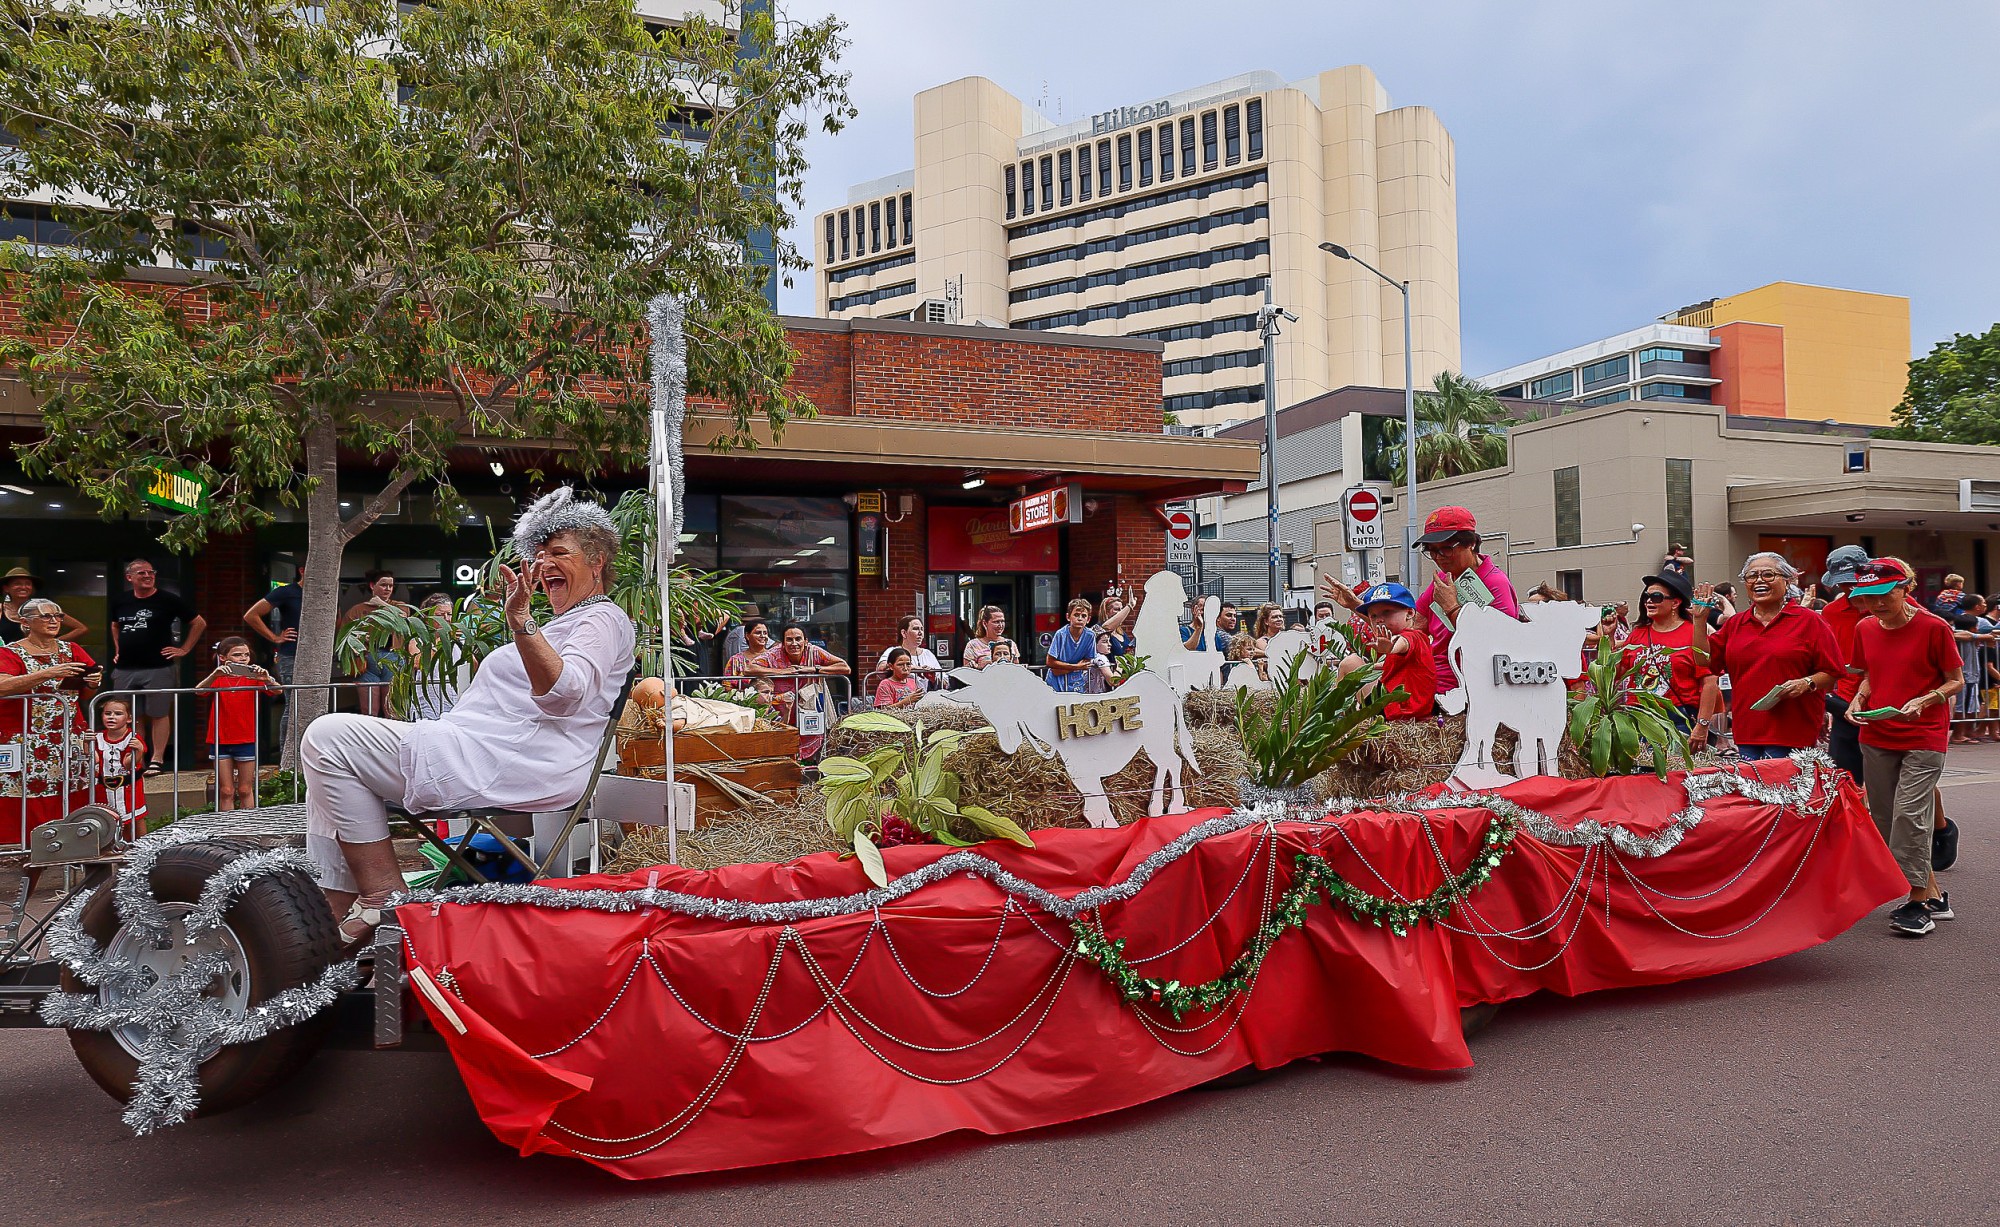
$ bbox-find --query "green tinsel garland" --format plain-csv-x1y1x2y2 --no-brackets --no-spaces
1071,813,1518,1021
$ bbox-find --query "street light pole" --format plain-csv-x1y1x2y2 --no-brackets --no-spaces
1257,280,1298,604
1320,242,1417,583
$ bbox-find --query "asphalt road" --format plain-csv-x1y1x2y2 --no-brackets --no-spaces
9,750,2000,1227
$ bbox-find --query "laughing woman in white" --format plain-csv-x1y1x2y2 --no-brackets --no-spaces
302,489,636,948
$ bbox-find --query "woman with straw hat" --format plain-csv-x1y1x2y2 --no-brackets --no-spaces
0,567,88,645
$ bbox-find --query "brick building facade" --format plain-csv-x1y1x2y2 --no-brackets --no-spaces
2,295,1259,698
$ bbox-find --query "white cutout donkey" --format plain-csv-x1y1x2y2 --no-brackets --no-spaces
1438,601,1600,789
943,662,1199,827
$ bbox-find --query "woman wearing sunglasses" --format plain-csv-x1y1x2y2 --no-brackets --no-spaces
1621,571,1708,730
1689,552,1841,760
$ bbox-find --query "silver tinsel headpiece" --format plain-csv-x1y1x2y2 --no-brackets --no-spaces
511,487,618,559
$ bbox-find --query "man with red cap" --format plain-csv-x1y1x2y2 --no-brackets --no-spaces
1323,505,1521,681
1846,557,1960,937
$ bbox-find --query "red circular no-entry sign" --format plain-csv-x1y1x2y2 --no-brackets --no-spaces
1346,488,1381,523
1167,510,1196,541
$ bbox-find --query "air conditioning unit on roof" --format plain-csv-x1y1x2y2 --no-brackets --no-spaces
1961,479,2000,512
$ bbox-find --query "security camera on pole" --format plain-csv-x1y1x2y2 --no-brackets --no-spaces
1258,280,1299,604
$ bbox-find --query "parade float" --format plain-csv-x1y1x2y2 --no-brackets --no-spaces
0,297,1909,1180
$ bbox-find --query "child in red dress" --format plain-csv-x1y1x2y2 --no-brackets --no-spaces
90,695,148,837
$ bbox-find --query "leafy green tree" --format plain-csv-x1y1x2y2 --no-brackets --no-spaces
0,0,851,743
1879,323,2000,443
1380,371,1511,484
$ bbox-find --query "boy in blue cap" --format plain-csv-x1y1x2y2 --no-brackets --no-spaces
1335,582,1436,719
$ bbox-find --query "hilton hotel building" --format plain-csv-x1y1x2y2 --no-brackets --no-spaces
812,66,1461,429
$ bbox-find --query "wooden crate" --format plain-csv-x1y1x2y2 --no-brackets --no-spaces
617,725,802,825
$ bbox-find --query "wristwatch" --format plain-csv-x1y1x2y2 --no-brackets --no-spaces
514,618,540,638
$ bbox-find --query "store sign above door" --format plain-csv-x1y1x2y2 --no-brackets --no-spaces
1009,483,1082,535
141,465,208,515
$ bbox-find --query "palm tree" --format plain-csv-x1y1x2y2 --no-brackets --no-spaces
1378,371,1511,484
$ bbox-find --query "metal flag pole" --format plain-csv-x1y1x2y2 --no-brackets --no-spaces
648,294,689,863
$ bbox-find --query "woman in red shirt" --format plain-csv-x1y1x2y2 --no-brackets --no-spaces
1690,552,1842,760
1846,557,1961,936
1621,571,1707,729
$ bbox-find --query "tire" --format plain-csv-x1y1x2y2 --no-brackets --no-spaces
62,838,342,1117
1459,1001,1501,1039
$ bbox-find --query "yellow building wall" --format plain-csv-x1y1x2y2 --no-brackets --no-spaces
1708,282,1909,427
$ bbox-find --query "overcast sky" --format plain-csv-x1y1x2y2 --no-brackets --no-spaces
776,0,2000,375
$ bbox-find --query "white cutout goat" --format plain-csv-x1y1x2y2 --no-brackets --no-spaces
943,662,1198,828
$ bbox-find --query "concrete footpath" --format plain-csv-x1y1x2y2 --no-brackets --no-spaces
6,747,1997,1226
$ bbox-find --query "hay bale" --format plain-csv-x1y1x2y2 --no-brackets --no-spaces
606,686,1654,874
606,784,844,874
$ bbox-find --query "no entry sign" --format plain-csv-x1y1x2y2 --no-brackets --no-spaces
1341,486,1384,551
1165,509,1195,565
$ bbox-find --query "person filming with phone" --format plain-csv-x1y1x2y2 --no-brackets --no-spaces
1320,505,1521,680
0,597,101,844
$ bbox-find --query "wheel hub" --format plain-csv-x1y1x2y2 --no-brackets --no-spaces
101,903,252,1062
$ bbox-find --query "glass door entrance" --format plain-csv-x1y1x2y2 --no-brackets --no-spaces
929,572,1061,667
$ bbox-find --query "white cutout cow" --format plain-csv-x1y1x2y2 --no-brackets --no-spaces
1438,601,1600,789
943,662,1199,827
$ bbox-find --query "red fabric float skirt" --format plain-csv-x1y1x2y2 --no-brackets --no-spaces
396,760,1904,1180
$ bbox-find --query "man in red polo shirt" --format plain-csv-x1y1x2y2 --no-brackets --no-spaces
1816,545,1873,783
1847,557,1960,937
1689,552,1842,759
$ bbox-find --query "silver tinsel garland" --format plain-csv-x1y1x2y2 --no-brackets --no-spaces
393,754,1841,926
647,292,687,544
38,830,361,1135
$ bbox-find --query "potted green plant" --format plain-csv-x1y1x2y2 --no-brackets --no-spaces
1567,634,1689,778
1235,649,1399,805
819,711,1033,886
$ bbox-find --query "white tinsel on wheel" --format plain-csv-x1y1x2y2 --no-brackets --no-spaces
38,832,361,1135
391,753,1843,927
647,293,688,544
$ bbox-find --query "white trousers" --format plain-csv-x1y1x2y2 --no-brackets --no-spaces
301,713,412,894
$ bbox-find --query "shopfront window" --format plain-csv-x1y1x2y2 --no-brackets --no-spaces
715,495,853,669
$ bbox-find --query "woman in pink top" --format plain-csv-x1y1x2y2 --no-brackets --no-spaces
1320,506,1521,677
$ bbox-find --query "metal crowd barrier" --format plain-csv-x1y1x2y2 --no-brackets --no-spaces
0,680,385,852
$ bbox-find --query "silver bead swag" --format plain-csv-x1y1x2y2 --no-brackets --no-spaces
39,827,361,1135
40,752,1838,1136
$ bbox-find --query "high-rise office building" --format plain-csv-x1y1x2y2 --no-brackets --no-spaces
812,66,1461,429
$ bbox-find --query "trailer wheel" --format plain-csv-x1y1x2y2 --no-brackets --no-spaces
1459,1002,1501,1039
63,839,343,1117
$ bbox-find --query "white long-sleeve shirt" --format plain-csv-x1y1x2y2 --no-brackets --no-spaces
397,600,636,814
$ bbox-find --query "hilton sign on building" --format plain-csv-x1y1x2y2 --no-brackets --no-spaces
813,66,1462,430
1091,100,1172,136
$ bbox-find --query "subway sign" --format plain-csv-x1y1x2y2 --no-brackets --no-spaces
141,466,208,515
